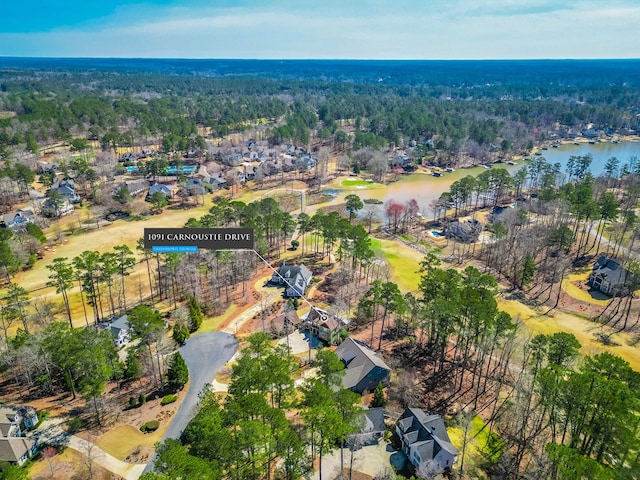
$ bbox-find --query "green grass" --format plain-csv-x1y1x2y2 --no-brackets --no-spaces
199,304,238,333
370,237,423,291
341,179,384,188
448,415,504,473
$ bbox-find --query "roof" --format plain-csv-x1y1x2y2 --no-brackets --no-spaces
335,338,391,390
593,256,628,285
271,310,301,332
398,408,459,458
111,315,129,333
363,407,386,433
0,437,35,462
2,210,34,226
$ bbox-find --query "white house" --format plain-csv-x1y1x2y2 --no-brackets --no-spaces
0,405,38,465
100,315,131,347
396,408,459,474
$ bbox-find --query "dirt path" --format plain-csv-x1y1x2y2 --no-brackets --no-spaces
31,418,146,480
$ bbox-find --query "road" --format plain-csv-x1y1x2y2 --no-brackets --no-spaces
143,331,238,474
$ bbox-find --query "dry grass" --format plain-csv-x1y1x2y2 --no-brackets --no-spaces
95,424,164,461
497,297,640,371
562,269,609,307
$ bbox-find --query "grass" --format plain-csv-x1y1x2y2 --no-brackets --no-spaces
448,415,504,472
341,179,384,188
95,424,165,461
370,237,424,292
199,304,238,333
561,270,609,307
496,297,640,371
29,446,84,479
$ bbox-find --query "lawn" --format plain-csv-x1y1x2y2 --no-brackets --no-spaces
13,201,214,292
341,179,384,188
448,415,503,474
369,237,424,292
95,424,165,461
497,297,640,371
561,269,609,307
200,304,239,333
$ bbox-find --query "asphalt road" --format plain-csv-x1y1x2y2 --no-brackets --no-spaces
143,331,238,474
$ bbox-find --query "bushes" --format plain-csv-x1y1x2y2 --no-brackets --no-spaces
139,393,147,405
67,416,85,434
161,394,178,406
140,420,160,433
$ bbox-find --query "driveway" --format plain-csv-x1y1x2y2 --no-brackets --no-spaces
143,331,238,473
312,440,396,480
31,418,146,480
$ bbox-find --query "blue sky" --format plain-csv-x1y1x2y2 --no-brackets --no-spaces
1,0,639,59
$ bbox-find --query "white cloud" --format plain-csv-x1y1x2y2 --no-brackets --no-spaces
1,0,639,58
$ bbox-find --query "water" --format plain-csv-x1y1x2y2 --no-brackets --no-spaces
532,141,640,177
431,231,444,237
344,141,640,215
321,189,341,196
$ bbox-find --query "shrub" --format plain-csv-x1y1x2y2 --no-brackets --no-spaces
138,393,147,405
161,394,178,406
129,397,138,407
140,420,160,433
67,416,85,434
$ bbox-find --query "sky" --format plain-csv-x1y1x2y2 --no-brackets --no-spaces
1,0,639,59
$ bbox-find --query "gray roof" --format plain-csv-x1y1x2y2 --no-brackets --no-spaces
398,408,459,458
2,210,34,227
276,264,312,289
111,315,129,335
0,437,35,462
362,407,386,433
335,338,390,390
593,256,628,285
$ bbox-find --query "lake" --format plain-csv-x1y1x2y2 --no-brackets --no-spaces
334,141,640,216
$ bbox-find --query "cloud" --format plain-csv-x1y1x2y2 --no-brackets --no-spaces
1,0,639,58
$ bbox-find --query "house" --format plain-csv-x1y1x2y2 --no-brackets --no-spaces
349,407,386,446
396,408,459,474
186,178,207,195
588,256,629,296
147,183,175,199
1,209,35,231
114,179,148,197
304,307,346,344
0,437,37,465
202,172,229,190
268,310,301,338
271,263,313,298
444,219,482,243
51,179,80,203
0,405,38,465
0,408,21,438
335,337,391,394
100,315,131,347
119,152,138,162
37,162,59,174
40,197,73,217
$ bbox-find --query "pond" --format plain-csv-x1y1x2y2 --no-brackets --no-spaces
342,141,640,216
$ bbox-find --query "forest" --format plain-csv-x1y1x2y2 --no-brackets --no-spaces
0,59,639,480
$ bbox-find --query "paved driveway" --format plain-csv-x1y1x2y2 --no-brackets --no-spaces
143,331,238,473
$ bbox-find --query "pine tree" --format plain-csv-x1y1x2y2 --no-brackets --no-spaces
188,297,204,333
370,382,387,408
167,352,189,392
